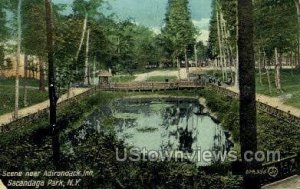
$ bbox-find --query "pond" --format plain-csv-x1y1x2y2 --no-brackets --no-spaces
71,97,233,166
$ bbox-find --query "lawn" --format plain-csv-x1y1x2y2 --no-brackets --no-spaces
111,75,136,83
256,69,300,108
146,76,178,82
0,78,48,115
132,67,179,75
0,77,40,87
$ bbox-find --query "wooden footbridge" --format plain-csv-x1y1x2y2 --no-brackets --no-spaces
99,81,204,92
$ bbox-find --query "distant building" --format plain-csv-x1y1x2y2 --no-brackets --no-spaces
97,69,112,86
0,53,41,79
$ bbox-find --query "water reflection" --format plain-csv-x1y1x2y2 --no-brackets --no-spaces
112,99,230,165
67,98,233,166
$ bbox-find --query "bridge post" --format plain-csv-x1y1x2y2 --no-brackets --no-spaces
152,83,154,92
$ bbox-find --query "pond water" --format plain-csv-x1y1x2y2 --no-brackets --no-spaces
71,98,232,166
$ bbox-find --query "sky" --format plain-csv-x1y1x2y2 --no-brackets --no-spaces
53,0,212,43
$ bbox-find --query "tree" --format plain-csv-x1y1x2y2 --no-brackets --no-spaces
22,0,47,91
238,0,260,188
45,0,59,167
84,28,90,84
14,0,22,118
0,2,8,43
72,0,104,84
194,41,208,66
208,0,238,84
255,0,297,92
54,14,83,91
294,0,300,64
162,0,196,77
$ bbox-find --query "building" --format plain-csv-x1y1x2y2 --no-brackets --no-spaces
97,69,112,86
0,54,41,79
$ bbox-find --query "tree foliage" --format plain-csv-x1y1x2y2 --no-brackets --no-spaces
162,0,197,62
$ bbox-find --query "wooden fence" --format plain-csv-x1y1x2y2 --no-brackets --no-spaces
207,84,300,127
261,153,300,184
99,81,205,92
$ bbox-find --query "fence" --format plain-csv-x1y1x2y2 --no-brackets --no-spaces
207,84,300,127
100,81,204,92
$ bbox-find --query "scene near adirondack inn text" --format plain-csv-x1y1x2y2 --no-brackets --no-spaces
0,0,299,188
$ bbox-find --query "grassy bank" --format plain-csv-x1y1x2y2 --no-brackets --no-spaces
146,75,178,82
256,69,300,108
0,78,41,87
0,85,48,115
112,75,136,83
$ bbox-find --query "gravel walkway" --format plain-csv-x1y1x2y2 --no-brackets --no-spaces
0,88,90,126
262,175,300,189
227,86,300,118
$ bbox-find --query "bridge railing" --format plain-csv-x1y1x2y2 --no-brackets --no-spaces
99,81,204,91
261,153,300,184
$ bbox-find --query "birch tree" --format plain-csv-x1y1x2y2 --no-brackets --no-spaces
14,0,22,118
216,7,225,81
84,28,90,85
72,0,103,84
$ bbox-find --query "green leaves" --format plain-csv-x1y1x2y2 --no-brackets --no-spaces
72,0,103,19
255,0,297,56
162,0,196,60
22,0,46,56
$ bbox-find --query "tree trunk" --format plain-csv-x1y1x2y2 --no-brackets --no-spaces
177,57,181,80
265,54,272,94
266,65,272,94
220,12,228,81
73,12,87,86
93,56,96,85
258,50,263,85
45,0,59,167
274,48,282,91
294,0,300,65
290,53,294,76
76,12,87,62
39,57,46,91
23,55,28,107
238,0,260,188
84,28,90,85
216,8,225,81
235,12,239,89
24,55,28,78
14,0,22,119
185,48,189,80
194,44,198,67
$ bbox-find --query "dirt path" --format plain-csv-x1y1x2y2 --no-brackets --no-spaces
0,88,90,126
262,175,300,189
134,67,205,81
227,86,300,118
